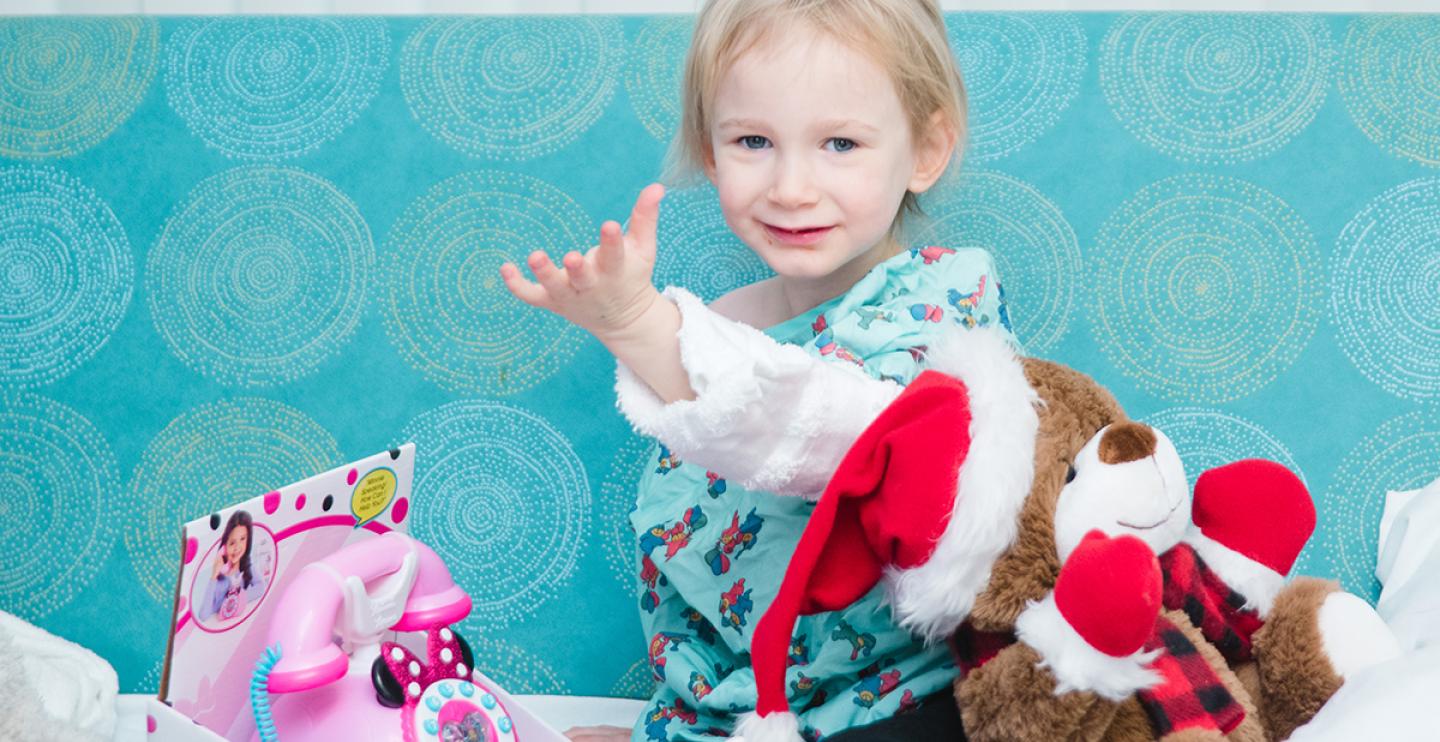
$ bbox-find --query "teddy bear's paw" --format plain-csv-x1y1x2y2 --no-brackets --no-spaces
1186,459,1315,616
1317,591,1400,679
1016,593,1162,702
1015,530,1164,701
1056,530,1163,656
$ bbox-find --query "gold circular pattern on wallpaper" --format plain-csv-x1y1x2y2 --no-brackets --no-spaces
164,18,388,161
651,183,774,303
1092,173,1322,403
381,170,587,396
0,167,133,389
401,17,623,161
1100,14,1332,165
1315,409,1440,600
610,657,657,701
1140,407,1305,490
0,393,120,620
911,168,1080,355
399,400,590,633
450,635,569,695
1339,16,1440,168
0,18,159,160
624,15,692,143
945,13,1086,163
600,434,653,590
1332,177,1440,402
145,166,374,388
123,397,342,604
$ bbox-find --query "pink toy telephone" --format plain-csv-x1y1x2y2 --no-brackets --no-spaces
249,532,517,742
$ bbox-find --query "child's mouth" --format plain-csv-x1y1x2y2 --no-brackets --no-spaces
765,224,833,245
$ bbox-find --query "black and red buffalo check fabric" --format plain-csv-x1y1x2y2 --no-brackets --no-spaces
1136,613,1246,735
1160,542,1265,665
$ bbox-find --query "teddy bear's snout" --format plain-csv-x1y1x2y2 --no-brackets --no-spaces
1097,422,1158,465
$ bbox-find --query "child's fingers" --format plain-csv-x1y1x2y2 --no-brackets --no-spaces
563,250,594,290
626,183,666,257
595,221,624,274
527,250,569,295
499,262,551,308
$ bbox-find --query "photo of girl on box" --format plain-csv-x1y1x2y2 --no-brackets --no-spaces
195,510,272,629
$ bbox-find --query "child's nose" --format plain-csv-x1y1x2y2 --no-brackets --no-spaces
766,155,820,209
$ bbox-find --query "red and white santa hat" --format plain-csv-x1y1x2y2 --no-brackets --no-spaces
735,328,1040,742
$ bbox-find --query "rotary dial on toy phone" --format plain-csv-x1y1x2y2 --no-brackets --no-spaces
412,677,516,742
380,627,517,742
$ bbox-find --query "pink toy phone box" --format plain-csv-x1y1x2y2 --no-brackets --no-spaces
156,445,566,742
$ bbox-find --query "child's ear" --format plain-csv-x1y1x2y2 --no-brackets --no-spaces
702,144,718,183
908,110,957,195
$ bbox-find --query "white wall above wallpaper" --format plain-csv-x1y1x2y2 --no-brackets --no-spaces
6,0,1439,14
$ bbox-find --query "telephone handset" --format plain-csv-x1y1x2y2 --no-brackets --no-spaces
250,532,515,742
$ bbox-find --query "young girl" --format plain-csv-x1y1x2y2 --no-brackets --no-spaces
501,2,1015,739
198,510,264,624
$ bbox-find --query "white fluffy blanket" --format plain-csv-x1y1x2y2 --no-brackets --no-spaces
0,610,117,742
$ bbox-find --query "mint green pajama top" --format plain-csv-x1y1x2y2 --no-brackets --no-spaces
629,246,1019,742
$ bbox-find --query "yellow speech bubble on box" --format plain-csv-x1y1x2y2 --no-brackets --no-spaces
351,467,397,527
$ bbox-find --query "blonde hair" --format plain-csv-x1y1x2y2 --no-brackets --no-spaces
665,0,968,229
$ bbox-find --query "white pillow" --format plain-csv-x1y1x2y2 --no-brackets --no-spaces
1375,475,1440,651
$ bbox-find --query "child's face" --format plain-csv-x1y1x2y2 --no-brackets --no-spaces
225,526,248,563
706,27,941,289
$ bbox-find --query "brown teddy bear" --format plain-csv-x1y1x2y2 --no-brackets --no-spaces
737,328,1399,742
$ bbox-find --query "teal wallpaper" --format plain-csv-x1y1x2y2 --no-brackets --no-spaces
1,14,1438,701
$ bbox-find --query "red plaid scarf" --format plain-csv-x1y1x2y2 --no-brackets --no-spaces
1135,613,1245,735
1160,542,1265,665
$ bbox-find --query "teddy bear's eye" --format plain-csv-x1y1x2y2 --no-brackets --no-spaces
1064,465,1076,484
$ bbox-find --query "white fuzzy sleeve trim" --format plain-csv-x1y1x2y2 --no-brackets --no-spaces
1014,594,1161,702
615,287,902,499
1184,530,1285,617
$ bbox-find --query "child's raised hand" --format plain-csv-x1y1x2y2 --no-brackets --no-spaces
212,552,231,579
501,183,666,341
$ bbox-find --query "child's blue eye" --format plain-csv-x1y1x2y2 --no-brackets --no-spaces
827,138,857,153
739,135,770,150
